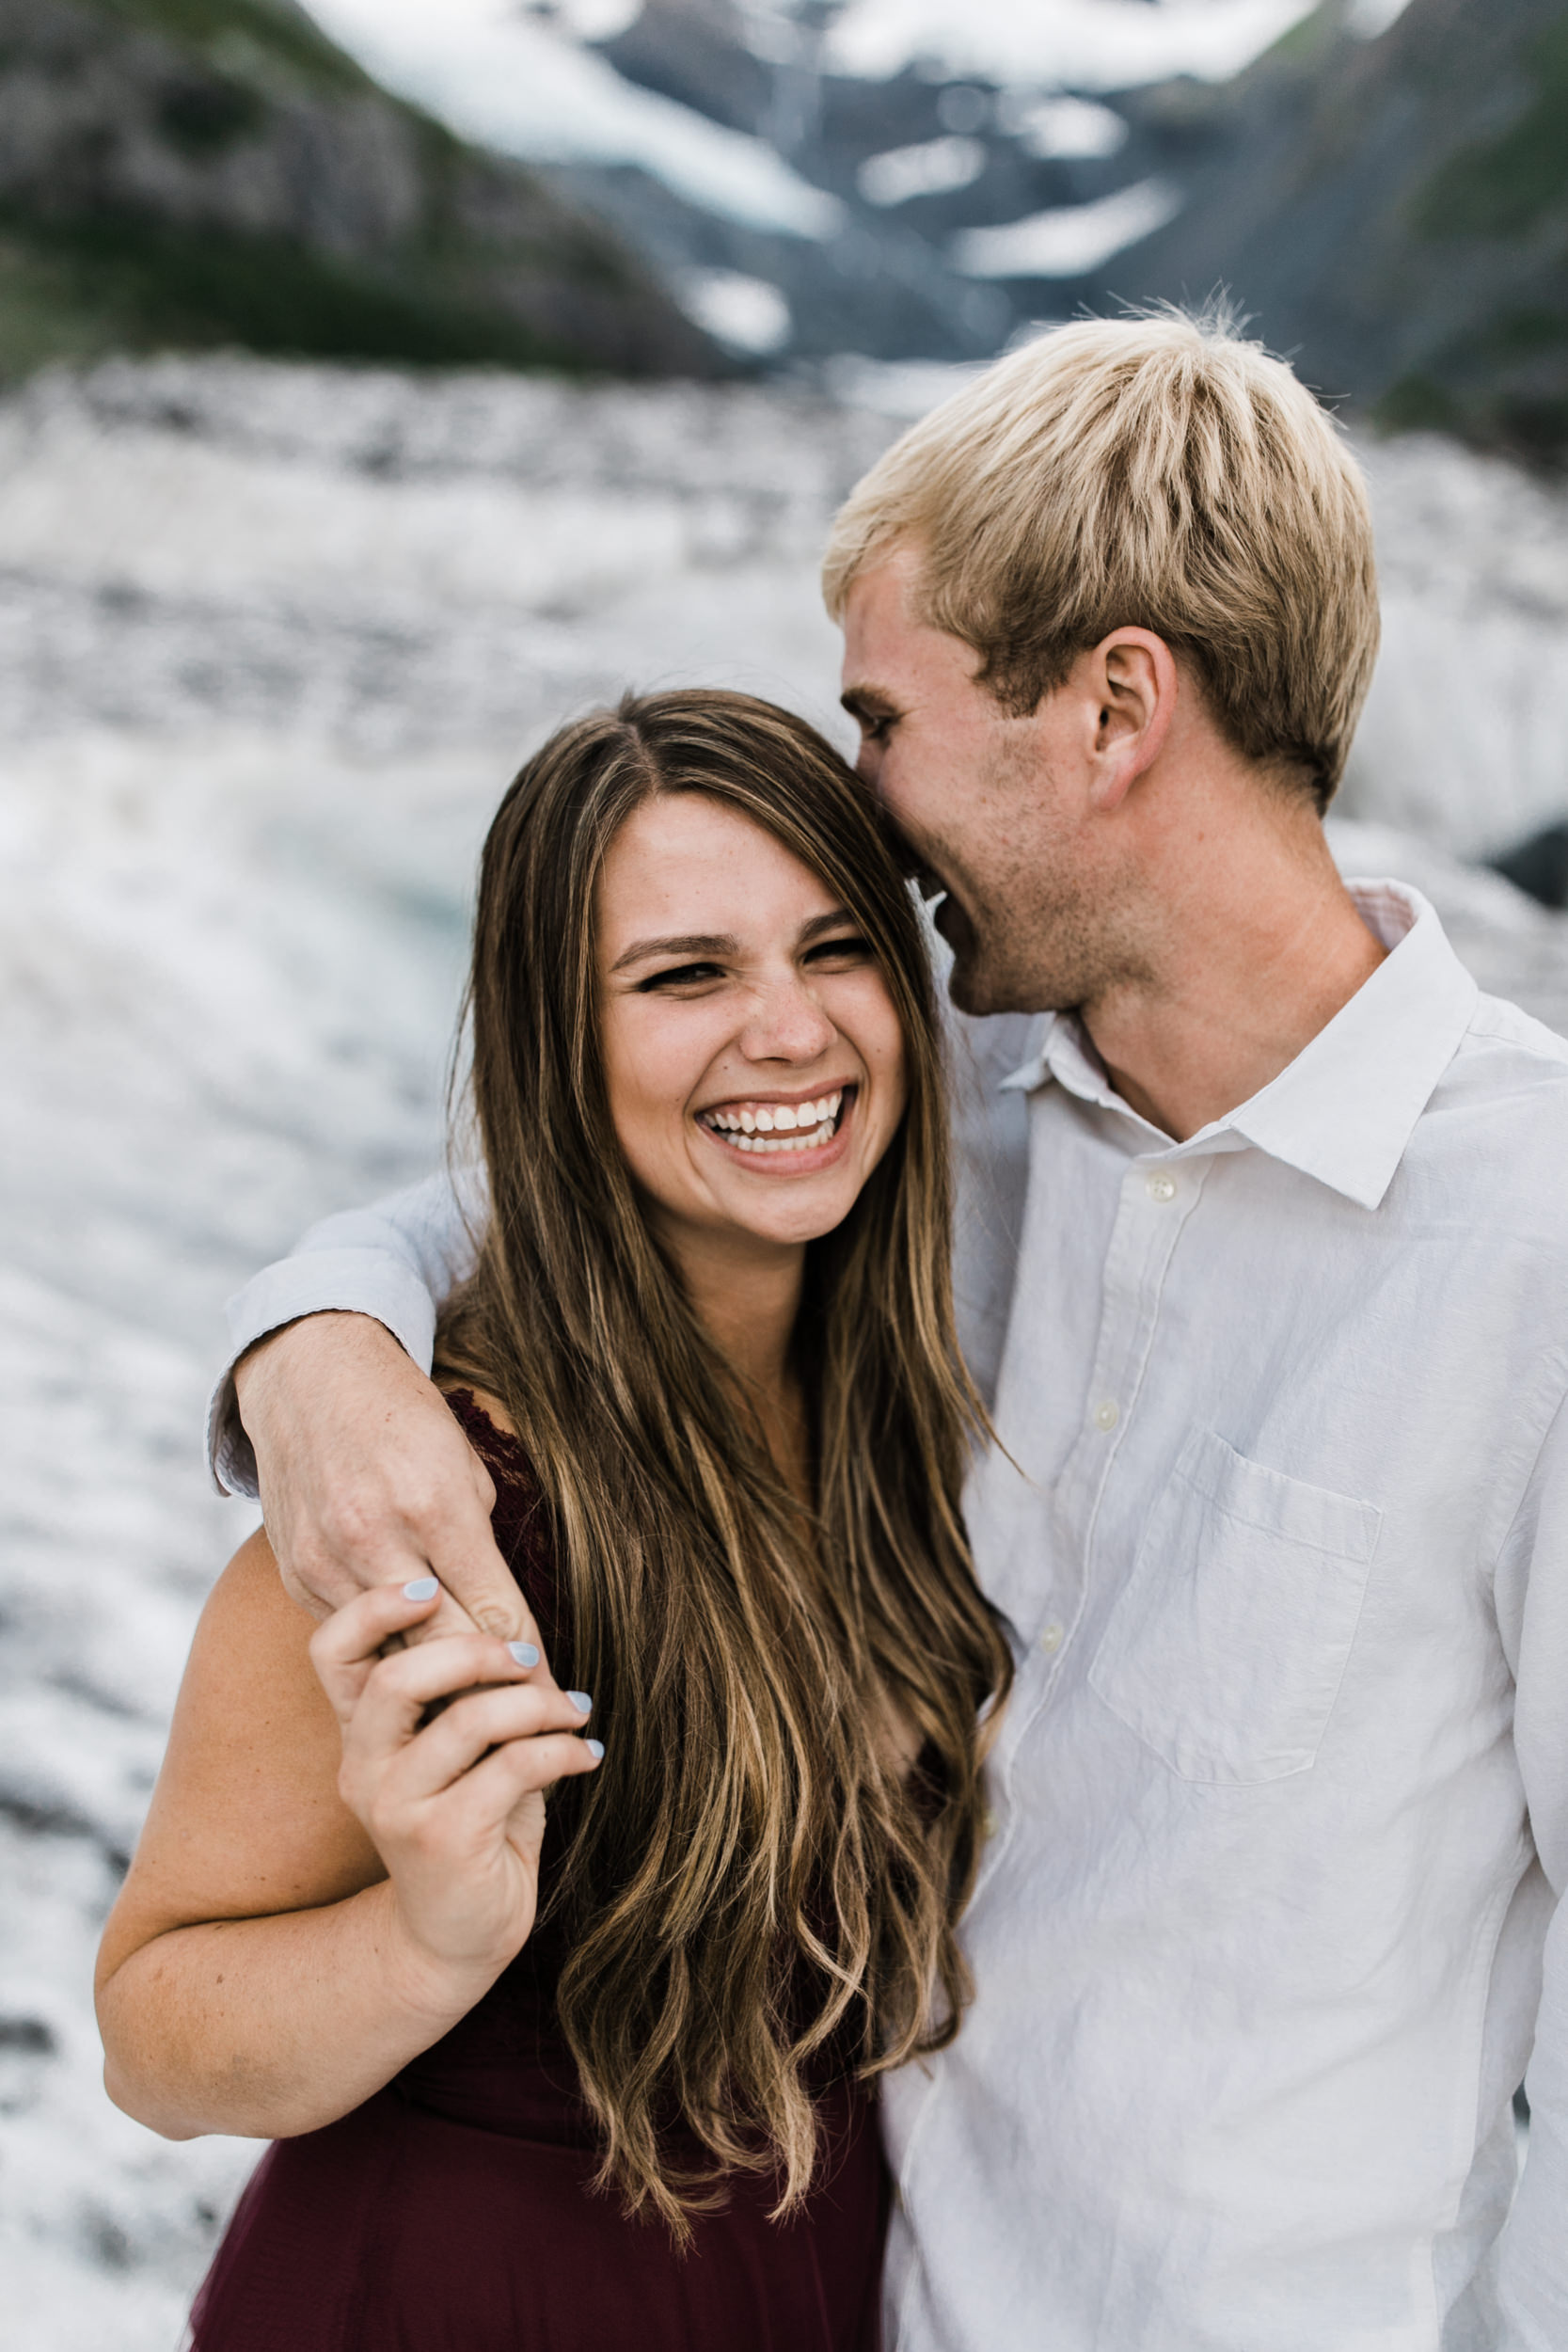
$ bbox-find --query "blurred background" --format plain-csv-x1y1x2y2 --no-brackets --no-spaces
2,1,1566,2342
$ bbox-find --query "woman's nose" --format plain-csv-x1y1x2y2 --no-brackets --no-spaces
739,978,836,1064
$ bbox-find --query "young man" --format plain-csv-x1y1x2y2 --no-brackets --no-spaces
215,315,1567,2347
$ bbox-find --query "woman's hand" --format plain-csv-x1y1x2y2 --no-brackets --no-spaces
309,1580,603,2005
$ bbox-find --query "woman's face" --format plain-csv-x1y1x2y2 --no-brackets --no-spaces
596,791,909,1264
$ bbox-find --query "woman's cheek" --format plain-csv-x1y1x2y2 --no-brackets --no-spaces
845,977,908,1114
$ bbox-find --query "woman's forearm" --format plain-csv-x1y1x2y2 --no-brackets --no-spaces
97,1879,494,2140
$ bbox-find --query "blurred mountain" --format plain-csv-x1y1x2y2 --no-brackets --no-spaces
1082,0,1568,462
0,0,724,380
557,0,1159,361
16,0,1562,443
278,2,1393,373
301,0,1259,366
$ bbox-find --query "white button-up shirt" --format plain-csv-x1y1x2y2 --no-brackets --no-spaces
214,882,1568,2350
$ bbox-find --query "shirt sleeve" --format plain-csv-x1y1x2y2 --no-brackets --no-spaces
206,1167,486,1498
1492,1383,1568,2347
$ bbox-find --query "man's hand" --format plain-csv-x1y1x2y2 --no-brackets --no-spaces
232,1313,527,1643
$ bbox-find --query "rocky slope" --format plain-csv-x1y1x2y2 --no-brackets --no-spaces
1086,0,1568,462
0,0,722,379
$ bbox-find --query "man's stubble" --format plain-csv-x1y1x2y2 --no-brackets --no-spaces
925,740,1152,1025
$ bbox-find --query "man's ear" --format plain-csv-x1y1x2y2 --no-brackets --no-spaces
1085,628,1179,811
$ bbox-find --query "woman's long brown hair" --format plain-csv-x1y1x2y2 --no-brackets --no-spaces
436,689,1012,2234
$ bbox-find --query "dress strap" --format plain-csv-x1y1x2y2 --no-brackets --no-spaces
442,1388,562,1649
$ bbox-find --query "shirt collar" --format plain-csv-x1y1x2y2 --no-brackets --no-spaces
998,881,1479,1211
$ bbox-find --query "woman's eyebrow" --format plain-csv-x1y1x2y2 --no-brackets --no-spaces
610,931,737,973
799,909,857,943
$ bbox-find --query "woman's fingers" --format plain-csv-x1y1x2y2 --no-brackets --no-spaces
367,1681,594,1810
309,1580,547,1727
309,1578,444,1720
445,1724,604,1835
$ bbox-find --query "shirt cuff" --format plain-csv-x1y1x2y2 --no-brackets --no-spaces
206,1248,441,1498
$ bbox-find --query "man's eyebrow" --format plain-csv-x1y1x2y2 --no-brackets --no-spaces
840,682,895,719
610,931,736,973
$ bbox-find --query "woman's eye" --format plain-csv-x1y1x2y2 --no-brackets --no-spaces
804,933,874,966
638,961,724,992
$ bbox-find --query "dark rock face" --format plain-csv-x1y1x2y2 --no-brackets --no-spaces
595,0,774,137
1081,0,1568,464
1490,819,1568,908
0,0,726,377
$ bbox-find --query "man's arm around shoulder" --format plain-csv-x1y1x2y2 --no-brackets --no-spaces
213,1170,527,1643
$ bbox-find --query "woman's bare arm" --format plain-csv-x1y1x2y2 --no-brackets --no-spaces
96,1531,598,2141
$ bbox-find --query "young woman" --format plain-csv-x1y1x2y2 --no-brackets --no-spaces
96,690,1012,2350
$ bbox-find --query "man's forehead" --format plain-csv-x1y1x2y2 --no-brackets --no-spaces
839,569,985,707
838,555,932,681
843,546,920,625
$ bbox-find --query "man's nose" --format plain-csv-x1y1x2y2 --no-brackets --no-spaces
739,977,837,1063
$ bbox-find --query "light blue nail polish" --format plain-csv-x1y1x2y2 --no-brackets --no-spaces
566,1691,593,1715
508,1641,541,1668
585,1739,605,1761
403,1577,438,1601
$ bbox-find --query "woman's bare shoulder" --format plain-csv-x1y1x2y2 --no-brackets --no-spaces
97,1529,381,1985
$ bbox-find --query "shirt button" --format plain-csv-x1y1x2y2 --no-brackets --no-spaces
1093,1399,1119,1432
1145,1170,1177,1201
982,1807,1000,1839
1038,1621,1064,1655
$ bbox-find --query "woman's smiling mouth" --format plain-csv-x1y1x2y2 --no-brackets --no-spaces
697,1086,851,1157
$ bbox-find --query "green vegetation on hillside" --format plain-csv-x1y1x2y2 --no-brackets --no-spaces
1378,17,1568,461
0,0,718,381
0,210,594,376
1102,0,1568,469
86,0,370,95
1414,21,1568,237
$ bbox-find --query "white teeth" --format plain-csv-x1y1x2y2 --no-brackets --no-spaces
701,1090,850,1153
725,1122,834,1155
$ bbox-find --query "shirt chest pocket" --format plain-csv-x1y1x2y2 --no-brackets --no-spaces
1087,1429,1382,1786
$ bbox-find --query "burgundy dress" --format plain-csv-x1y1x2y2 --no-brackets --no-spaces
189,1391,888,2352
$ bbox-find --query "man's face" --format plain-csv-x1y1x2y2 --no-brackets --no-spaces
839,548,1124,1019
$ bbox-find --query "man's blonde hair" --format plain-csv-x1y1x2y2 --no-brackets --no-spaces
822,309,1380,809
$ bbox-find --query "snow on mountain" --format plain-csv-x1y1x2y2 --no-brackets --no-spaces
953,177,1183,277
305,0,845,236
821,0,1322,90
2,355,1566,2344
